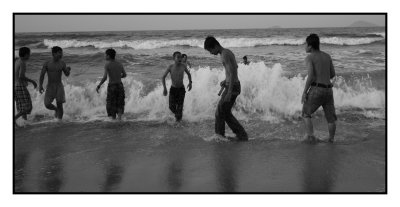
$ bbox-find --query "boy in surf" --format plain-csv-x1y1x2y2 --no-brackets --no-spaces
162,51,192,122
181,54,192,69
96,48,127,120
242,56,250,65
204,36,248,141
301,34,337,143
39,46,71,120
15,47,37,123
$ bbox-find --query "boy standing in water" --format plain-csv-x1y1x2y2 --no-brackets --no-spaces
15,47,37,122
242,56,250,65
162,51,192,122
301,34,337,143
96,48,127,120
39,46,71,120
204,36,248,141
181,54,192,69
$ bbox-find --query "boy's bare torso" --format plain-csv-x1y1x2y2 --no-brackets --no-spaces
221,49,239,84
15,59,26,86
46,60,66,85
169,63,186,88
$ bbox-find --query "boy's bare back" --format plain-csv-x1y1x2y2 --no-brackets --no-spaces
306,51,335,85
106,61,126,84
15,59,25,86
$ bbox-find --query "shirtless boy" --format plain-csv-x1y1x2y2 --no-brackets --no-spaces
96,48,127,120
162,51,192,122
15,47,37,122
301,34,337,143
39,46,71,120
204,36,248,141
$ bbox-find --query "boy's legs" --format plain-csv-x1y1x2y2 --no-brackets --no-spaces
56,102,63,119
328,122,336,142
116,83,125,121
302,87,322,142
223,94,248,140
175,88,186,121
322,89,337,142
106,84,118,119
215,92,227,136
169,87,178,119
15,85,33,121
44,85,58,117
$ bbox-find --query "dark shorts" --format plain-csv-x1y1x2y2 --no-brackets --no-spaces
45,83,66,104
169,86,186,120
15,84,32,114
106,82,125,117
302,86,337,123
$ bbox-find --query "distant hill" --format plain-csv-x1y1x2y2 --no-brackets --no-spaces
348,21,379,27
269,25,281,29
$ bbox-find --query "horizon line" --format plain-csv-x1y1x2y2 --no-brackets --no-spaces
15,25,385,34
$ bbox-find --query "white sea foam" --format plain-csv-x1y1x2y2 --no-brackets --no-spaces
43,36,384,49
21,62,385,123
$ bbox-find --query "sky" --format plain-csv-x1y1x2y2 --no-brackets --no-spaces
15,14,385,33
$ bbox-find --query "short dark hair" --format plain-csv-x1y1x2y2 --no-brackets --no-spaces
204,36,221,51
181,54,187,58
306,33,320,50
106,48,116,59
51,46,63,54
173,51,181,58
243,56,247,59
19,47,30,57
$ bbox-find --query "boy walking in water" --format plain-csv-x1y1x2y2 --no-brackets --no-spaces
96,49,127,120
204,36,248,141
15,47,37,122
301,34,337,143
39,46,71,120
162,51,192,122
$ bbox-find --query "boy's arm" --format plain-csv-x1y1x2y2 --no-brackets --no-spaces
329,57,335,79
39,62,48,93
184,67,192,91
62,61,71,77
96,65,108,93
121,64,127,78
161,66,171,96
19,61,37,88
302,56,315,104
223,52,235,102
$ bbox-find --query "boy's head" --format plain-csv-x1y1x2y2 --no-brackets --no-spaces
19,47,31,60
51,46,63,60
306,33,320,52
204,36,221,55
243,56,247,61
173,51,182,63
106,48,116,60
181,54,187,62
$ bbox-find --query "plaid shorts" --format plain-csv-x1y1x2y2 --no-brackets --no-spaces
302,86,337,123
15,84,32,114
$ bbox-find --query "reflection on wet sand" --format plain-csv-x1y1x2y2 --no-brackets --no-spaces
39,144,64,192
214,143,238,192
166,153,184,192
302,144,338,192
102,164,124,192
14,151,29,192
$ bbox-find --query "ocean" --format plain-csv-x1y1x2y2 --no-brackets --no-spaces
14,27,386,192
